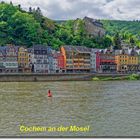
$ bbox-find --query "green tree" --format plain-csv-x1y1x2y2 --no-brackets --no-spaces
9,11,43,46
113,33,121,50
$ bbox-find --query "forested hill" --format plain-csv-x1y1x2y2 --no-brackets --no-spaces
0,2,140,49
101,20,140,36
101,20,140,47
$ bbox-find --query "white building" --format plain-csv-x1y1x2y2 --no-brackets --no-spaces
3,45,18,73
90,49,99,72
31,45,50,73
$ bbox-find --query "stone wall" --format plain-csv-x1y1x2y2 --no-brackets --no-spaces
0,73,93,82
0,73,130,82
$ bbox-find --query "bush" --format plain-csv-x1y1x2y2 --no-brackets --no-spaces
92,77,100,81
128,74,139,80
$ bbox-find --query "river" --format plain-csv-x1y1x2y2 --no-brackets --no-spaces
0,81,140,137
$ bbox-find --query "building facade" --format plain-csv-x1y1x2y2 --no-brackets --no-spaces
0,47,6,73
115,49,139,73
136,49,140,64
115,50,129,72
61,46,91,73
52,51,66,73
27,48,33,72
31,45,50,73
18,46,31,73
98,50,117,73
90,49,99,72
57,52,66,72
3,45,18,73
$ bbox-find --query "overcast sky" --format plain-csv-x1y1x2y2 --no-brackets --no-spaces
1,0,140,20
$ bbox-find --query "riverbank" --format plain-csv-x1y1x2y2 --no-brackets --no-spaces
0,73,134,82
92,74,140,81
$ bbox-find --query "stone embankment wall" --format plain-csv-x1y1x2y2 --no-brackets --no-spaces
0,73,130,82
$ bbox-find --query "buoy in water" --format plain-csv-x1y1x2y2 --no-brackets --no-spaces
48,90,52,97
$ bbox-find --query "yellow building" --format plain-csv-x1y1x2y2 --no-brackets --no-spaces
115,54,129,72
136,50,140,64
127,50,139,72
129,55,138,65
18,46,31,72
115,49,138,72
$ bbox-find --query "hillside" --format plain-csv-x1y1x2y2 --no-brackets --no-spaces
0,2,140,49
101,20,140,47
101,20,140,36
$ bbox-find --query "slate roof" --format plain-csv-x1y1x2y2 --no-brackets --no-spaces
27,48,32,53
32,45,53,56
115,49,138,56
0,45,24,56
63,45,91,53
0,47,6,56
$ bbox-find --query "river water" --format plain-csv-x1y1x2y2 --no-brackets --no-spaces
0,81,140,137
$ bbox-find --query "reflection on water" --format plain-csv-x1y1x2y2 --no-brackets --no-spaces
0,81,140,137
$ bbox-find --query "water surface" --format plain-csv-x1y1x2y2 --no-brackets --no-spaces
0,81,140,137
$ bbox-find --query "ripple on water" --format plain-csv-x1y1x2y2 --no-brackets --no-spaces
0,81,140,136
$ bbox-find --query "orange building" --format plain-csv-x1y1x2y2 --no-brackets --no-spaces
60,47,66,69
60,46,91,73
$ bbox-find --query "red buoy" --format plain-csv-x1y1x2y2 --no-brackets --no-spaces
48,90,52,97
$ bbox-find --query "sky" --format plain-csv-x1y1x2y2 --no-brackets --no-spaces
1,0,140,20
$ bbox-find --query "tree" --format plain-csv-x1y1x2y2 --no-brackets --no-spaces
9,11,43,46
102,36,112,48
113,33,121,50
0,21,9,45
10,1,13,5
29,7,32,13
130,37,135,44
18,4,21,10
32,7,43,23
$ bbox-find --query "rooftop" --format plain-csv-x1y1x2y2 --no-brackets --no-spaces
63,45,91,53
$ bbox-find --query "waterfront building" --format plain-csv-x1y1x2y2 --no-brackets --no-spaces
60,47,67,70
115,49,139,73
27,48,33,72
51,50,59,73
135,49,140,64
115,49,129,72
0,47,6,73
57,52,66,72
52,54,59,73
0,44,140,74
18,46,31,73
61,46,91,73
127,49,139,72
52,51,66,73
98,50,117,73
31,45,51,73
129,49,138,64
138,52,140,65
96,51,101,72
47,48,55,73
3,45,18,73
91,49,100,72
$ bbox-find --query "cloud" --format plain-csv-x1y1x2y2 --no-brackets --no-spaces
0,0,140,20
103,0,140,20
